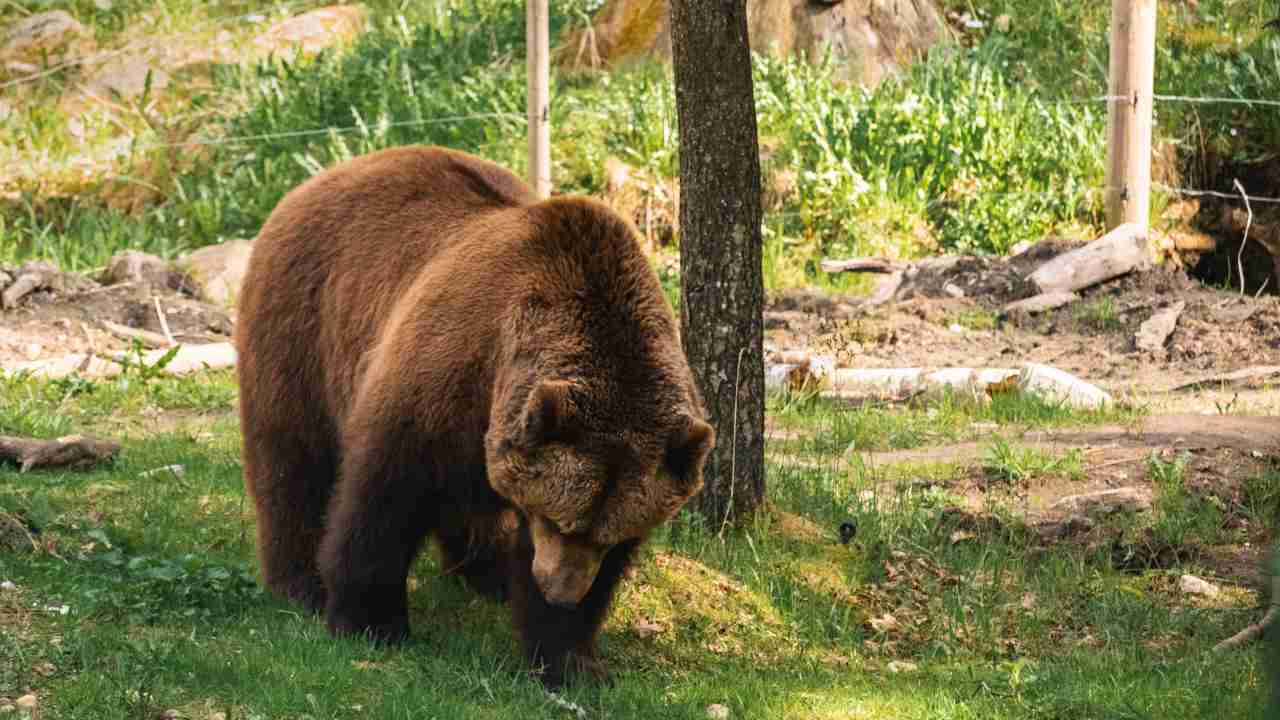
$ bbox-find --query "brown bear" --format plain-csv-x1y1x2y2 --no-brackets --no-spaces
234,145,714,687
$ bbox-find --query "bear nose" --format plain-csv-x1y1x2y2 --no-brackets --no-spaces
545,596,578,610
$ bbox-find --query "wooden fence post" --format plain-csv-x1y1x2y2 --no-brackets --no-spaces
1104,0,1158,233
527,0,551,199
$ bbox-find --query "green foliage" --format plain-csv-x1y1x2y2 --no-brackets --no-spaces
1146,450,1225,547
753,42,1106,258
1073,295,1122,332
0,367,1266,718
1242,463,1280,530
983,435,1084,484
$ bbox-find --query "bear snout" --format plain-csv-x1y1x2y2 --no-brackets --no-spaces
529,516,605,608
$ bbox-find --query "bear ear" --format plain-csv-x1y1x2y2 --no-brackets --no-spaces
664,415,715,489
516,380,574,448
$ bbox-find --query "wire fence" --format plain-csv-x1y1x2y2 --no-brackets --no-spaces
5,7,1280,223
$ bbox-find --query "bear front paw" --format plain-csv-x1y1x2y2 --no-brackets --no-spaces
538,648,612,690
326,610,409,646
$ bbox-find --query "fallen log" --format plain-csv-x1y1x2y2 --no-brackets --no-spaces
1027,223,1150,295
1002,292,1079,315
1,342,237,380
0,434,120,473
1168,365,1280,392
765,357,1114,410
819,257,906,274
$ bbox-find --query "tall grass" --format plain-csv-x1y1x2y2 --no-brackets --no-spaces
4,0,1278,280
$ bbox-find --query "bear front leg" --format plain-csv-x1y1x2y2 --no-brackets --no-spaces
507,537,639,688
317,421,437,646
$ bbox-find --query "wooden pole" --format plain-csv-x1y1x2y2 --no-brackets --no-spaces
1104,0,1158,233
527,0,551,199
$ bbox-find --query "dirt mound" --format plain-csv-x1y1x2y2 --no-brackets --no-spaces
767,252,1280,402
0,262,232,366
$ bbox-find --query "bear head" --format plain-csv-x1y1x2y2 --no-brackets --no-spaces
486,378,714,607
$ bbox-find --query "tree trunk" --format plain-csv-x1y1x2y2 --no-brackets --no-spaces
669,0,766,527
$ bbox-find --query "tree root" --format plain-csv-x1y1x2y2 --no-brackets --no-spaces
1213,574,1280,653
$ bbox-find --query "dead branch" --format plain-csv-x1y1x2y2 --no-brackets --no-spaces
1,261,61,309
2,342,236,380
1213,574,1279,653
99,319,170,349
0,434,121,473
1168,365,1280,392
153,296,176,347
1002,292,1079,315
820,257,907,274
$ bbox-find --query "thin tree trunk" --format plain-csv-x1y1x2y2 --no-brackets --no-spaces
669,0,765,527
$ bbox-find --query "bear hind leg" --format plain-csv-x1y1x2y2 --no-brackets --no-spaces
243,433,335,615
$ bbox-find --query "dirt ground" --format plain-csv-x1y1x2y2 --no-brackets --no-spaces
2,249,1276,588
0,278,232,366
767,249,1280,412
761,247,1279,589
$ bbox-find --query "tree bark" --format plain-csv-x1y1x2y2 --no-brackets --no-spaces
669,0,766,527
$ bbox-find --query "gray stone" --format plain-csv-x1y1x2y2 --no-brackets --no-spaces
1135,300,1185,353
557,0,948,89
1050,487,1152,517
104,250,176,289
2,11,84,61
175,239,253,307
81,56,170,101
1179,574,1220,598
251,5,368,60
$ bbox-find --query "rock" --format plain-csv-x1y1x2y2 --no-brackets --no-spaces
1050,487,1152,517
13,695,35,710
80,56,170,101
1035,513,1095,541
706,704,730,720
1135,300,1185,353
0,580,14,590
2,11,84,61
253,5,368,60
175,239,253,307
887,660,919,673
104,250,177,289
1179,574,1220,597
556,0,948,88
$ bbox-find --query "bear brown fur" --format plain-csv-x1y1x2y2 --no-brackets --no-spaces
234,145,714,687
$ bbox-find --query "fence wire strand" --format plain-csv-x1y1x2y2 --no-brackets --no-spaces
130,112,525,154
6,12,1280,214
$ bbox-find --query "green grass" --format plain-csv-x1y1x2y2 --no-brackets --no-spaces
767,386,1145,456
982,435,1085,484
1,370,1263,718
1072,296,1123,333
7,0,1278,285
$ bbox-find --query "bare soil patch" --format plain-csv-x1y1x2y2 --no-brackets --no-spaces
769,253,1280,406
0,278,232,366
